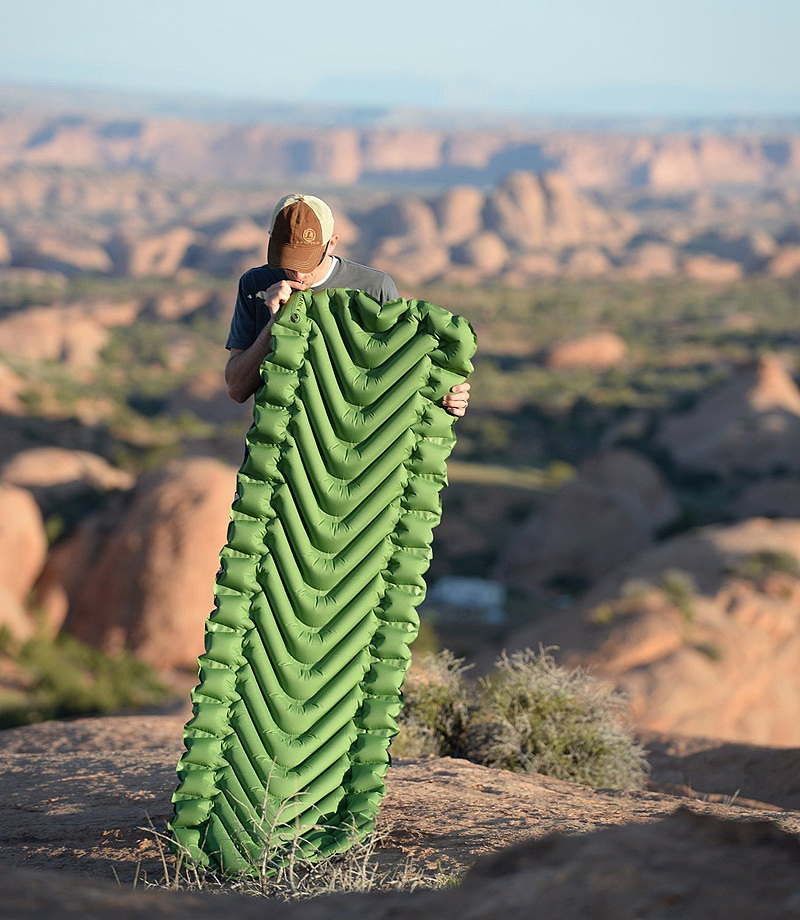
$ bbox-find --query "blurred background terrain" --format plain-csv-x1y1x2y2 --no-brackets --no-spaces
2,0,800,757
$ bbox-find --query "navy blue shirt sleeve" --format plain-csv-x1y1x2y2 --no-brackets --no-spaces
226,274,259,350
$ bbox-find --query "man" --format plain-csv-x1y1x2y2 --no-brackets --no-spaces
224,193,471,417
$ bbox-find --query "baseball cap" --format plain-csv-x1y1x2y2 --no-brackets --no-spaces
267,194,335,271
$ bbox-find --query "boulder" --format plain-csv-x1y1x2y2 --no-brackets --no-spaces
544,331,627,370
483,171,547,247
365,198,448,284
0,305,109,370
622,241,678,279
451,231,508,274
117,226,198,277
0,485,47,637
484,170,626,252
682,253,744,282
33,508,117,635
2,727,800,920
562,245,612,278
656,353,800,475
767,245,800,278
731,477,800,519
433,186,486,245
0,228,11,265
0,359,24,413
495,449,677,594
0,448,134,515
366,198,440,242
64,457,236,670
20,236,113,275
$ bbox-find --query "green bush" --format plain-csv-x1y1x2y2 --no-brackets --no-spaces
470,648,649,789
392,651,472,759
394,647,649,790
726,550,800,581
659,569,697,622
0,631,169,729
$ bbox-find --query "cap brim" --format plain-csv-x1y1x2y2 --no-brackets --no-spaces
267,236,324,271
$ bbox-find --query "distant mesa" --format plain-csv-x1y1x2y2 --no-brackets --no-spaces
2,153,800,283
4,111,800,191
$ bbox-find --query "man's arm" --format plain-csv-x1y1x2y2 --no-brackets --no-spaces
225,279,305,403
225,325,274,403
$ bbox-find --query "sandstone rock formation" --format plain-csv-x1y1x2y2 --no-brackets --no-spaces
731,477,800,519
0,305,110,369
621,241,678,279
432,186,486,245
544,331,628,370
0,359,24,413
0,447,133,513
2,713,800,918
483,170,627,251
768,245,800,278
0,229,12,265
644,729,800,812
496,449,677,594
451,231,508,274
0,485,47,638
656,353,800,475
562,245,613,278
18,235,113,275
115,227,198,278
509,518,800,745
682,253,744,282
63,457,236,670
166,370,253,427
3,113,800,191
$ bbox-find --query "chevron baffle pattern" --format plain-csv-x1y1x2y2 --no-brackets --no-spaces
169,288,476,873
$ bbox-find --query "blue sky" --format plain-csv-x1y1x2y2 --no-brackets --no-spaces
0,0,797,115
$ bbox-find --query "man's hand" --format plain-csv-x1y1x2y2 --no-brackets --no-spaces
256,279,307,317
443,381,471,418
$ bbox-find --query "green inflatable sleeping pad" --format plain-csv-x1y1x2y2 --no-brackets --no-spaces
169,288,476,873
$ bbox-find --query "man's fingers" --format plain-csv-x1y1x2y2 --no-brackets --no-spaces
449,382,471,394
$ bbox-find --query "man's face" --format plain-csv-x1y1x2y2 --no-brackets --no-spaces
282,234,339,287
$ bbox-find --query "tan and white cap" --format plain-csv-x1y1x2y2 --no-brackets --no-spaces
267,193,335,271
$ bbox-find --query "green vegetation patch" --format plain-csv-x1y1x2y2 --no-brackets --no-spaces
0,627,169,729
395,647,649,791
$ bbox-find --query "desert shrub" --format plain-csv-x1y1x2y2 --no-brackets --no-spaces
590,577,654,625
659,568,697,622
694,641,724,661
0,631,169,728
393,647,649,791
392,651,472,759
726,550,800,581
468,648,649,790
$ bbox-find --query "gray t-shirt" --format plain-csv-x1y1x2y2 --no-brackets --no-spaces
225,257,399,350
